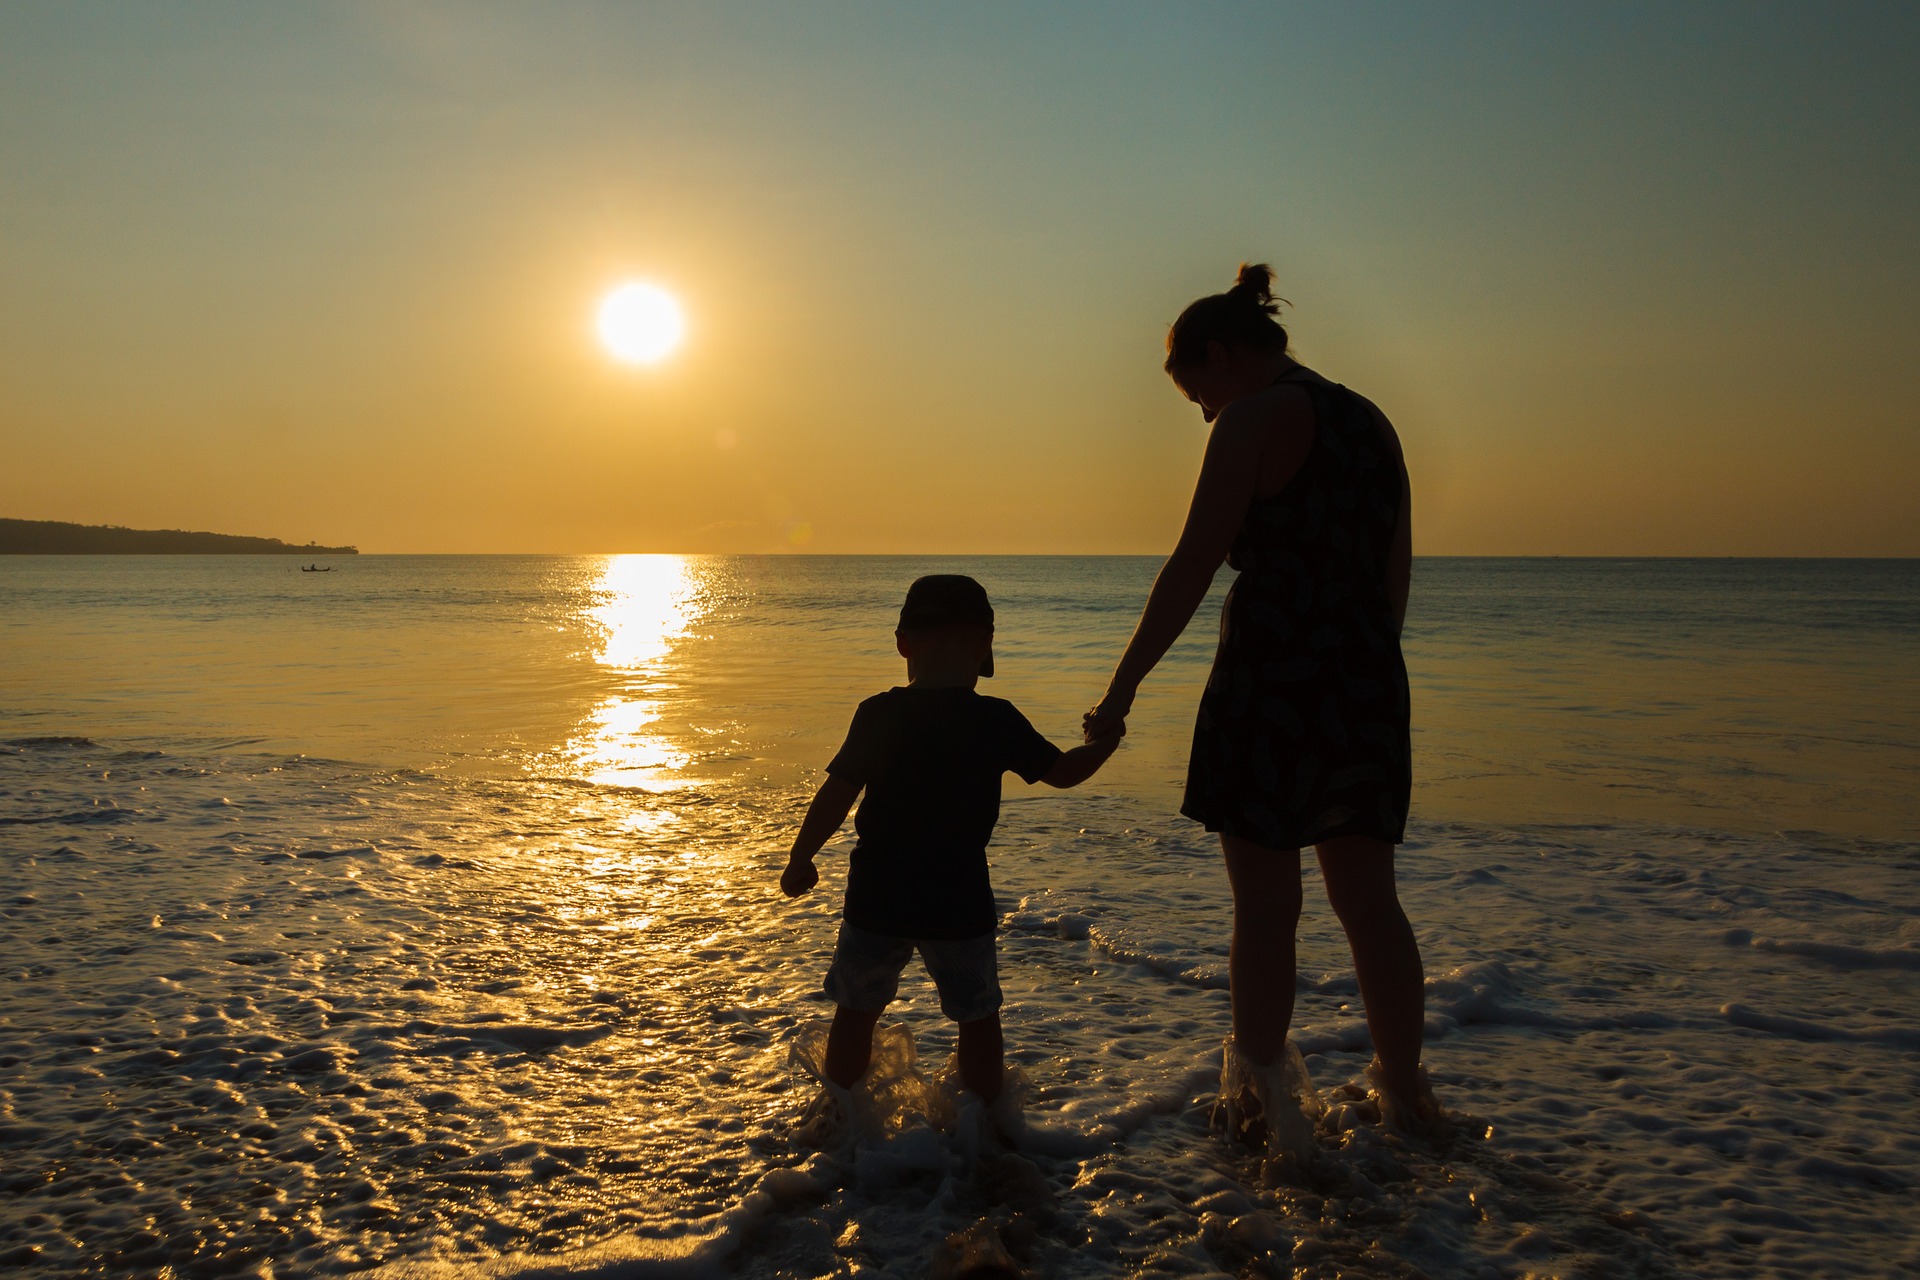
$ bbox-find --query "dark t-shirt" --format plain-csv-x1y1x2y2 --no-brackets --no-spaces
826,686,1063,940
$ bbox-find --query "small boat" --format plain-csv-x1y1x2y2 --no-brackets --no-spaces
301,564,333,573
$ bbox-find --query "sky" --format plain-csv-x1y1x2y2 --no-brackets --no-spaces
2,1,1916,555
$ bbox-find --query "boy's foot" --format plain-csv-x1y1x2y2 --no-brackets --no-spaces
930,1220,1021,1280
792,1086,848,1149
1365,1058,1454,1145
982,1065,1030,1145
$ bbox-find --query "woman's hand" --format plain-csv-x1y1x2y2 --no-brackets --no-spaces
1083,700,1129,744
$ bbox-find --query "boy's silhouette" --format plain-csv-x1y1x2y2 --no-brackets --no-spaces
782,574,1120,1101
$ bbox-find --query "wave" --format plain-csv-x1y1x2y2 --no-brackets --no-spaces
1745,935,1920,971
1721,1003,1920,1049
0,805,135,826
1002,897,1230,991
374,1218,744,1278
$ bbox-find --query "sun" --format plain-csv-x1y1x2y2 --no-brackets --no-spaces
597,282,684,363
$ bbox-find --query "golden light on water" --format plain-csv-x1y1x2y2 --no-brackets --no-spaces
564,554,705,790
591,554,699,669
596,282,684,364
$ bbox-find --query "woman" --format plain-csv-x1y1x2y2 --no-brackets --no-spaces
1084,263,1440,1144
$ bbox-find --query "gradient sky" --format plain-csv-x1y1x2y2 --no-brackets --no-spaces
3,2,1915,555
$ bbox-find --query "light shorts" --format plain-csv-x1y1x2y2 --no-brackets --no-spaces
824,921,1002,1024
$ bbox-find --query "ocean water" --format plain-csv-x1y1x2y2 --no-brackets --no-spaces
2,554,1916,1279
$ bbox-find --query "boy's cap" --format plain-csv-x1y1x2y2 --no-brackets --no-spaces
898,574,994,629
898,574,995,678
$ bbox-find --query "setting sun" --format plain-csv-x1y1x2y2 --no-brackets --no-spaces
596,281,684,364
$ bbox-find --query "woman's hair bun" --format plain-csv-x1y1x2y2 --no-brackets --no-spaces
1228,262,1279,315
1164,261,1291,370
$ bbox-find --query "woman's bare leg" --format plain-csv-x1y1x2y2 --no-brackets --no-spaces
1221,834,1304,1066
1315,835,1425,1100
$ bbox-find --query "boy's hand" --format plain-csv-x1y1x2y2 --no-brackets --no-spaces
1042,726,1123,788
1083,709,1127,745
780,776,858,900
781,856,818,898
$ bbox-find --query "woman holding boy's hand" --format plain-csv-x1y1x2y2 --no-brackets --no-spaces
1088,264,1443,1138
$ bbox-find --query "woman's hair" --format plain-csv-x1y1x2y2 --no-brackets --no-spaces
1164,262,1290,371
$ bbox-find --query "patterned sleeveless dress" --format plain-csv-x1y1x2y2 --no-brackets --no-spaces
1180,376,1411,850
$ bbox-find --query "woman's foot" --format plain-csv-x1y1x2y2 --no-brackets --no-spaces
1214,1037,1322,1167
1365,1057,1453,1144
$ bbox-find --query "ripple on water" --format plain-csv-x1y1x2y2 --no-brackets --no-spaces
2,739,1918,1277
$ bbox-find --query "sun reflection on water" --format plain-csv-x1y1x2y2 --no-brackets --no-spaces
563,555,708,792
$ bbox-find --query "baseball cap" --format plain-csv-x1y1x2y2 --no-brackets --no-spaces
897,574,995,678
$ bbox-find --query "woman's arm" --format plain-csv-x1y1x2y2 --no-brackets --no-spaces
1088,404,1271,730
1361,396,1413,636
1387,458,1412,635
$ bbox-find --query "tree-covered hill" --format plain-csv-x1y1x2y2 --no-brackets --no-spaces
0,519,358,555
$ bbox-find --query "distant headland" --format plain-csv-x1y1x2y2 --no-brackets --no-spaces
0,518,358,556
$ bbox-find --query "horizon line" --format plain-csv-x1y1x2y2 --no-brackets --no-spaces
143,550,1920,561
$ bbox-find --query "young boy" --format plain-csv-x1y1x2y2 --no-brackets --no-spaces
780,574,1121,1102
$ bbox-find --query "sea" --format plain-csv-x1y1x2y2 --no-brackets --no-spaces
2,554,1916,1279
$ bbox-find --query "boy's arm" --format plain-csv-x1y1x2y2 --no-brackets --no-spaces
781,775,862,897
1040,731,1121,789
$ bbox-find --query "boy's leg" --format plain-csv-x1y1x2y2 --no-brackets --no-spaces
825,1005,883,1089
918,934,1005,1100
821,923,915,1088
955,1013,1004,1102
1221,834,1305,1067
1315,835,1424,1101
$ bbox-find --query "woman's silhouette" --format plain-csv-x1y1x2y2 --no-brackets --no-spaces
1084,264,1442,1144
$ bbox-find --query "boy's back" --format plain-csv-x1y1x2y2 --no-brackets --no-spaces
828,685,1062,940
779,573,1120,1104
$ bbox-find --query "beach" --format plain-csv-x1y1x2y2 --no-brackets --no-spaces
3,555,1917,1278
